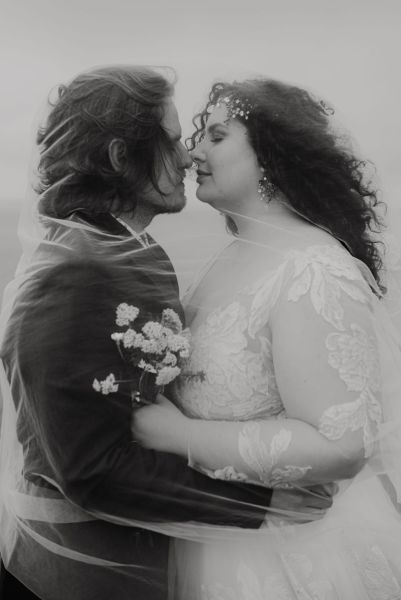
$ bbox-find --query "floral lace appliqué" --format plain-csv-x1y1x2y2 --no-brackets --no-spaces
201,557,334,600
210,465,249,482
351,545,401,599
175,301,283,421
288,245,369,331
319,323,382,456
281,552,335,599
247,266,286,339
238,424,311,487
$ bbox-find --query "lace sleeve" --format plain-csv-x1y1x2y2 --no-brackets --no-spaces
185,245,383,488
271,246,381,459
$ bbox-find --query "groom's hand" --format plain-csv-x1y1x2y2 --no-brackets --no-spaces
269,483,338,521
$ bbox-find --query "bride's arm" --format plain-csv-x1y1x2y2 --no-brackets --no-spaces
134,258,381,489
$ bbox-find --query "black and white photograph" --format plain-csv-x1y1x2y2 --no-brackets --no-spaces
1,1,401,598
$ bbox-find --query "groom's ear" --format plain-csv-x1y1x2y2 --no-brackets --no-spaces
108,138,127,173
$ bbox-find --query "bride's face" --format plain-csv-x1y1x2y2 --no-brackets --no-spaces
191,104,261,213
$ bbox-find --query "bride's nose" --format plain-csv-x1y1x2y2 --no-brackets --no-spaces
190,144,205,165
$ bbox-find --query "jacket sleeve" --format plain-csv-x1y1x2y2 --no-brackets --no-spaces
14,260,271,526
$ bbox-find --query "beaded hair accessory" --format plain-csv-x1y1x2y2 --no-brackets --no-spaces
215,94,254,122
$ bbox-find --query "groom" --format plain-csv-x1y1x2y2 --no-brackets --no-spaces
1,65,334,600
0,66,273,600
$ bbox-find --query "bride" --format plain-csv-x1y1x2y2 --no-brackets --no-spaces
133,78,401,598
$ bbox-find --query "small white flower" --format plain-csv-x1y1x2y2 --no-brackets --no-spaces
132,332,145,348
161,325,174,339
213,466,248,482
92,378,101,392
182,327,191,339
138,359,157,373
92,373,119,395
116,303,139,327
162,352,177,367
111,332,124,342
155,366,181,386
145,338,167,354
122,329,136,348
161,308,183,333
168,334,190,353
142,321,164,339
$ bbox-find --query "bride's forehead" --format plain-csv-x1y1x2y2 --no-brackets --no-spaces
205,104,248,138
206,104,229,126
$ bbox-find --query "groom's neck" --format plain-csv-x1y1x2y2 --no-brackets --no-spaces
119,203,156,234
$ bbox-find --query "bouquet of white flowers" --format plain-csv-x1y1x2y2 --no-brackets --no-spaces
93,304,190,404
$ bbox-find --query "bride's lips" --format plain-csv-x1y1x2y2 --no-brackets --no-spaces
196,170,211,183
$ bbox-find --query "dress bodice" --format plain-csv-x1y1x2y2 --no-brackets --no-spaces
173,279,285,421
173,242,380,431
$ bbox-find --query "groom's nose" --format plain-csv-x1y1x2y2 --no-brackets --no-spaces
177,142,192,170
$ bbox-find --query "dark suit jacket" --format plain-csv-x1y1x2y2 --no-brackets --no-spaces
1,212,271,599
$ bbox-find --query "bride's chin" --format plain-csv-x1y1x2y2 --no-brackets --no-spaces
195,190,211,204
197,197,219,211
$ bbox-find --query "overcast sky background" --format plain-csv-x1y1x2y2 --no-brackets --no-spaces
1,0,400,202
0,0,400,287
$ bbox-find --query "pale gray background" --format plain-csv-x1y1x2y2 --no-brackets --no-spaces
1,0,400,294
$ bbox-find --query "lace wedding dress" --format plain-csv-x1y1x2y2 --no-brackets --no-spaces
171,239,401,600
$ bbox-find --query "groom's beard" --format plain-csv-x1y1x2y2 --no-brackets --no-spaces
156,197,187,215
151,188,187,215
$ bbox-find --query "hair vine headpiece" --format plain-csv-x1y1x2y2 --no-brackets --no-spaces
215,94,254,121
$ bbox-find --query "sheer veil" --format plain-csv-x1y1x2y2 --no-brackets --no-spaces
0,71,269,598
1,69,401,600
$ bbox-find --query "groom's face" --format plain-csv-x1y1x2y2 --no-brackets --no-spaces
142,99,192,214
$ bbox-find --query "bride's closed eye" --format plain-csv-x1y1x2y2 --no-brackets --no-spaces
209,130,227,143
206,123,228,143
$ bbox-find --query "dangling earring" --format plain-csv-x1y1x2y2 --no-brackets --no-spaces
258,168,276,203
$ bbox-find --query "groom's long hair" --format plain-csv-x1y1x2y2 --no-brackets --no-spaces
36,65,175,218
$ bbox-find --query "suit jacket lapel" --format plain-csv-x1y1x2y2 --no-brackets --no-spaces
66,210,183,321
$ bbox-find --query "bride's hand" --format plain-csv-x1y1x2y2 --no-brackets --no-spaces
131,393,189,456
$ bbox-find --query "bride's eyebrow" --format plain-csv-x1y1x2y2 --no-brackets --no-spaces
206,123,228,135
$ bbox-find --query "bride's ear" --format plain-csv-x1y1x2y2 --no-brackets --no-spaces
108,138,127,172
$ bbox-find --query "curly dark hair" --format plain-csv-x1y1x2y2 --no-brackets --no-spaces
36,65,177,218
188,79,386,292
